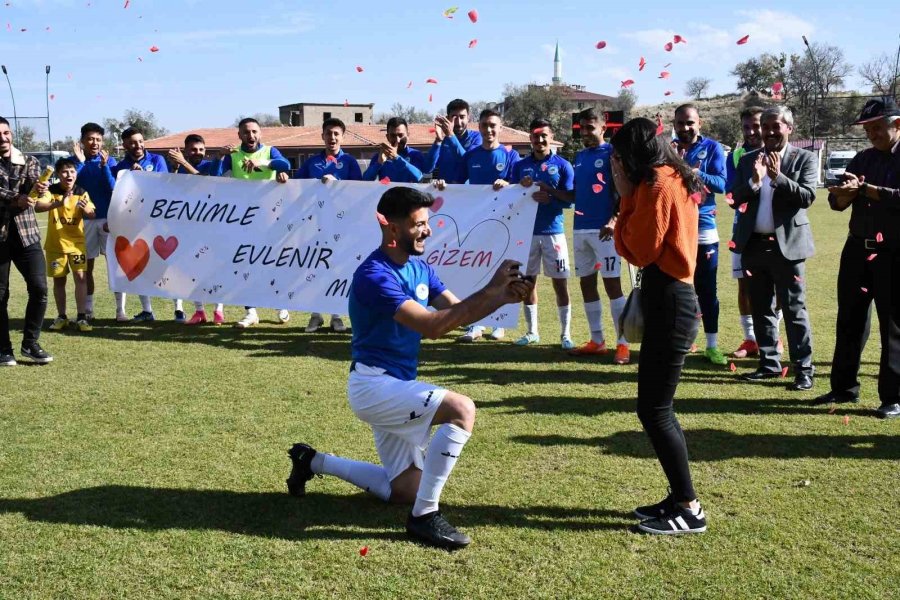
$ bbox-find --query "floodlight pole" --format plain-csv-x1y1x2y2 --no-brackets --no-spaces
45,65,52,150
1,65,20,139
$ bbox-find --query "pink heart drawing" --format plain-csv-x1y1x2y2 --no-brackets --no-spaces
431,196,445,212
153,235,179,260
425,215,511,287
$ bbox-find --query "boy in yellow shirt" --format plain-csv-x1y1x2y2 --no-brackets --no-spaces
34,158,96,332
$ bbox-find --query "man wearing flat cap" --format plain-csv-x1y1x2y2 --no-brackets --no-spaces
813,97,900,419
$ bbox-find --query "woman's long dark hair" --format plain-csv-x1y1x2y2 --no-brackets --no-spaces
610,118,701,193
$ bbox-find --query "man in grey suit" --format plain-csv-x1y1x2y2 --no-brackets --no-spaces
730,106,816,391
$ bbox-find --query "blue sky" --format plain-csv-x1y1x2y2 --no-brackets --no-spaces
0,0,896,142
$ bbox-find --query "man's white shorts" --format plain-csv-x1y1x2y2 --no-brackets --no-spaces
84,218,108,260
526,233,570,278
731,251,744,279
573,230,621,278
348,362,447,481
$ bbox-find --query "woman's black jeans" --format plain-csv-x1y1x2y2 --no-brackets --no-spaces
637,263,701,502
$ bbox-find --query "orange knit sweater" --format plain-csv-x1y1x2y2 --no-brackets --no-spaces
614,165,699,283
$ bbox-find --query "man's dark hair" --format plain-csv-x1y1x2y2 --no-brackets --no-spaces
55,157,77,172
377,186,434,221
386,116,409,131
238,117,259,129
739,106,765,120
121,126,143,141
0,116,8,127
529,118,552,132
578,109,605,124
184,134,205,146
479,109,501,122
80,122,105,138
322,118,346,133
674,103,700,118
446,99,470,114
610,117,701,193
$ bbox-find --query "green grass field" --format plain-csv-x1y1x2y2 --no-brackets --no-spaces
1,189,897,599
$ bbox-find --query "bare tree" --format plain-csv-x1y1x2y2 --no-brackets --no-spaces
612,88,638,116
685,77,712,100
375,103,434,124
232,113,282,127
858,52,899,96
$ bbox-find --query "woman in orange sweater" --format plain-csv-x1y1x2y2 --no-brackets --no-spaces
611,118,707,535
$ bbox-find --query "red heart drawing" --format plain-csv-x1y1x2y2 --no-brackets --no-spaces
115,236,150,281
153,235,179,260
431,196,445,212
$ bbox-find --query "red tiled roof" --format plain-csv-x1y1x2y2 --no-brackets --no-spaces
558,87,617,102
146,123,555,151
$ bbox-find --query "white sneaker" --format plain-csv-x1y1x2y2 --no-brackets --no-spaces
456,325,483,342
235,312,259,328
487,327,505,340
330,316,348,332
116,312,131,322
305,313,324,333
278,309,291,324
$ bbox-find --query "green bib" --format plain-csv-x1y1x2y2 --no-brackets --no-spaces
230,145,275,180
732,146,747,168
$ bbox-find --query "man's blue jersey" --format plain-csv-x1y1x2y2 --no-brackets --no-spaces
362,147,426,183
428,129,483,184
112,152,169,176
682,136,726,234
177,159,219,176
295,150,362,181
349,249,447,381
73,154,118,219
460,145,519,185
573,144,616,230
511,153,574,235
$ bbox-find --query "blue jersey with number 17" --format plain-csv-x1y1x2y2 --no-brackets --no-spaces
349,249,447,381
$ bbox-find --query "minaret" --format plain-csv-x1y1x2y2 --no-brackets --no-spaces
552,40,562,85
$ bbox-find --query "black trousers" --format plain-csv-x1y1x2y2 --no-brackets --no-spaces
637,264,701,502
741,236,814,376
0,225,47,352
830,238,900,404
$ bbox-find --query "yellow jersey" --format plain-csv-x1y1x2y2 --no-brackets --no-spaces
42,184,95,254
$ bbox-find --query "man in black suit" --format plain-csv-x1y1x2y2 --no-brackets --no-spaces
730,106,817,391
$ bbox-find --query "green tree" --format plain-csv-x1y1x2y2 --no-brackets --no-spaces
16,125,49,152
612,88,638,117
731,53,785,93
501,83,570,143
103,108,170,151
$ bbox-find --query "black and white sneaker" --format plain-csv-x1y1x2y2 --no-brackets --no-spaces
406,511,471,550
637,504,707,535
634,492,677,520
21,343,53,364
286,443,317,497
0,351,16,366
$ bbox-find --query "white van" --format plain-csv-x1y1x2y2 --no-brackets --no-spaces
824,150,856,186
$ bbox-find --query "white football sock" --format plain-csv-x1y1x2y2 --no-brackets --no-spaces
740,315,755,341
558,304,572,338
706,332,718,349
139,295,153,313
174,298,184,312
194,301,205,311
115,292,126,314
311,452,392,501
775,309,783,335
412,423,471,517
85,294,94,313
246,307,258,317
609,295,627,344
583,300,604,344
524,304,538,336
215,303,224,312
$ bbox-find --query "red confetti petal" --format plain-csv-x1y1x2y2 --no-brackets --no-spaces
621,79,634,88
664,91,673,96
376,212,388,225
736,34,750,45
428,93,433,102
638,56,646,71
729,362,736,372
594,262,602,270
738,203,748,213
867,253,877,261
428,127,436,134
124,0,129,7
554,244,561,252
861,287,868,293
468,39,478,48
344,99,349,107
574,210,584,216
772,81,784,92
137,57,143,62
407,81,413,89
325,155,337,163
516,240,524,246
437,219,445,228
875,232,883,242
356,65,364,72
426,78,438,84
149,45,159,52
794,275,803,283
67,73,72,80
659,71,670,79
842,415,850,425
595,41,607,50
359,546,369,556
379,177,391,185
387,240,397,248
597,173,606,184
664,63,672,68
673,34,685,43
592,184,603,194
725,192,734,206
467,9,478,23
781,366,789,378
690,192,703,204
49,94,55,100
728,240,737,249
745,270,752,277
664,42,673,52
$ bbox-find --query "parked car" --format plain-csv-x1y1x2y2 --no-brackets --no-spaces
824,150,856,186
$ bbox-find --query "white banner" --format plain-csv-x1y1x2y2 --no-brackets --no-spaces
106,172,538,328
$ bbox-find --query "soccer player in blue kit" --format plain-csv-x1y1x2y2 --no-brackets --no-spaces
363,117,427,183
427,99,483,183
512,119,576,349
286,186,532,550
454,108,520,342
